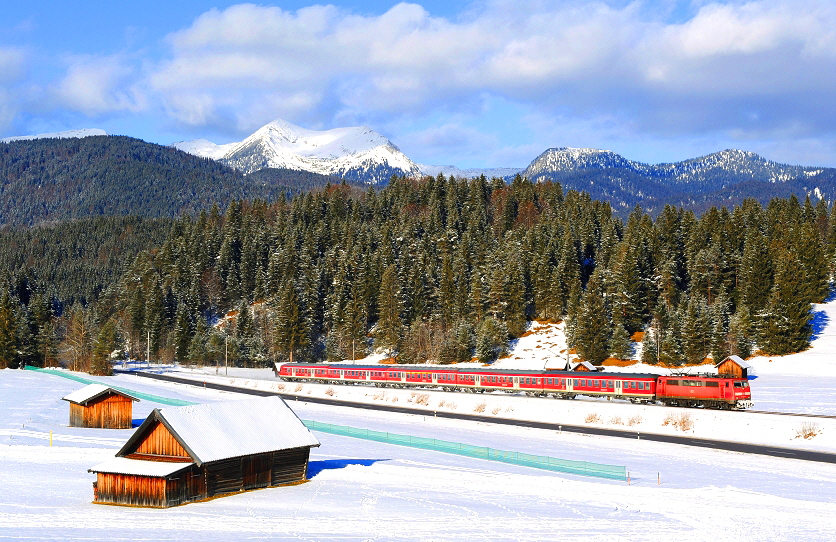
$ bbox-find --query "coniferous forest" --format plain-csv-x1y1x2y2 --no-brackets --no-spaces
0,173,830,375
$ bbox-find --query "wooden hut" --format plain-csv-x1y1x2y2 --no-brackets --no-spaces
88,396,320,508
566,360,600,372
715,355,752,379
62,384,139,429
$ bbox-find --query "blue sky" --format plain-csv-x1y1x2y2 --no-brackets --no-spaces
2,0,836,168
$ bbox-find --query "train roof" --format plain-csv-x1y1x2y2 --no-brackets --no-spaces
278,362,662,379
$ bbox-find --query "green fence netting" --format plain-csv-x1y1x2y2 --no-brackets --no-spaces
23,366,196,406
23,366,626,479
302,419,627,481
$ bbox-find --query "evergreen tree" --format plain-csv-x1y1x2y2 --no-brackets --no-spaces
91,319,116,376
274,282,310,363
0,293,17,369
609,319,633,360
475,316,508,363
759,252,812,354
573,269,611,364
375,265,402,357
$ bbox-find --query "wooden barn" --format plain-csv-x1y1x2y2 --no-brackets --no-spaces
716,355,752,379
88,396,320,508
62,384,139,429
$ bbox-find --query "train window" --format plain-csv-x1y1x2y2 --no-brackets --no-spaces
706,381,719,387
637,382,644,390
668,379,679,386
734,381,748,388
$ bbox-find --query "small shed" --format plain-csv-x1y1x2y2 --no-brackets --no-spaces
62,384,139,429
715,355,752,379
89,396,320,508
566,360,600,372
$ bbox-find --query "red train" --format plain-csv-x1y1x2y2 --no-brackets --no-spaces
274,362,753,410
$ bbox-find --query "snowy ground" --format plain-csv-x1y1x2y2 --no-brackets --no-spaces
4,298,836,540
2,369,836,541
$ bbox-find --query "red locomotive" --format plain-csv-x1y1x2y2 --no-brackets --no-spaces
275,362,753,410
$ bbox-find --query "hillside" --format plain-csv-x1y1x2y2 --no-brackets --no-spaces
0,215,175,304
0,135,338,227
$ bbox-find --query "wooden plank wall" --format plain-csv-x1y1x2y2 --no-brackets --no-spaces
95,473,166,507
69,403,84,428
271,448,310,486
131,422,190,458
70,394,133,429
717,359,745,378
94,447,313,507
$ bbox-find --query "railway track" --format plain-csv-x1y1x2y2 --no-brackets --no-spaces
120,370,836,465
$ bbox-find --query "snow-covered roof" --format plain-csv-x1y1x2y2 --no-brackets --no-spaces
62,384,139,405
118,397,320,466
568,361,600,372
716,355,752,369
89,457,193,478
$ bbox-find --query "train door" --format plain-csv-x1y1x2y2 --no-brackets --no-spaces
513,376,519,390
615,380,622,395
432,373,438,384
566,378,573,392
365,371,370,382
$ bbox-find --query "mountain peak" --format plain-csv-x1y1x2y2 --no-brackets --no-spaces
175,118,420,184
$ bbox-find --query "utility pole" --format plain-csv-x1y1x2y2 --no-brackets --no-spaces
146,330,150,370
225,335,228,376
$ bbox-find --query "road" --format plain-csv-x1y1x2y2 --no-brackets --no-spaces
121,370,836,465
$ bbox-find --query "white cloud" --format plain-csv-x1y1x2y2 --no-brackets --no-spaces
0,48,27,132
53,55,146,116
0,48,25,84
146,0,836,147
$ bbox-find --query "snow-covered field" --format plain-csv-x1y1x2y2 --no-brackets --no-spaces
4,297,836,540
2,366,836,541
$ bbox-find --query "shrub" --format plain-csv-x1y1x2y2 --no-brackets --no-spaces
585,412,602,423
609,416,623,425
795,421,820,439
325,387,335,397
663,412,693,431
474,401,487,413
627,414,642,426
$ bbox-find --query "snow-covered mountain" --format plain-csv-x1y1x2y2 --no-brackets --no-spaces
1,128,107,143
521,147,836,213
174,119,421,185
